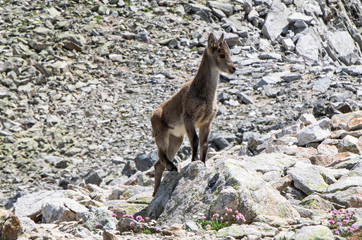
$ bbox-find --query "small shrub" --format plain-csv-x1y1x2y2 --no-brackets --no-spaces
198,207,246,231
327,208,358,237
122,214,159,234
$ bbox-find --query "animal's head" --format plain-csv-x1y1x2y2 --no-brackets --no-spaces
207,33,236,74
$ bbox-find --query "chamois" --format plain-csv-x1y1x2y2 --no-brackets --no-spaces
151,33,236,196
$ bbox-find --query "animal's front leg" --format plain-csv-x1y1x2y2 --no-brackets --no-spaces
184,115,199,161
199,123,211,164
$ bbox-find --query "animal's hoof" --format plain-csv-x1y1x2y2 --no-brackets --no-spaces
167,163,178,172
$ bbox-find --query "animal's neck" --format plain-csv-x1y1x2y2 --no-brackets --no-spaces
192,51,219,99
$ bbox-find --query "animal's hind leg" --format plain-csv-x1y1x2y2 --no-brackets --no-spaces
153,147,177,196
153,159,165,196
167,134,184,165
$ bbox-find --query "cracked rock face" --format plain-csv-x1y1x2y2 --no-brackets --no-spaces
0,0,362,239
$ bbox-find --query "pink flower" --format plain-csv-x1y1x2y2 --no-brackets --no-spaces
328,219,335,225
236,215,240,220
212,213,219,219
155,227,159,231
337,222,342,227
129,222,134,227
145,217,150,222
136,215,144,222
343,219,349,224
351,224,357,230
335,230,340,235
112,213,117,217
201,216,206,220
332,209,339,215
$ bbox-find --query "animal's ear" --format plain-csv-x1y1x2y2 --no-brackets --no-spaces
208,33,217,49
218,33,225,43
216,33,225,47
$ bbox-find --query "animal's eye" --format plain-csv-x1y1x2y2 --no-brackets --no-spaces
220,54,225,58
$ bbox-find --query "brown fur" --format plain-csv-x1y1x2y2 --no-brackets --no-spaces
151,33,236,196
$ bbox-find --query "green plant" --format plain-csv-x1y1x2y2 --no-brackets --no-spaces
198,207,246,231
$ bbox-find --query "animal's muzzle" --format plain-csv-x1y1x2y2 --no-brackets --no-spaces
229,66,236,74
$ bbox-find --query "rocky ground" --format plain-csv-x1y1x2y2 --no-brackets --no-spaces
0,0,362,239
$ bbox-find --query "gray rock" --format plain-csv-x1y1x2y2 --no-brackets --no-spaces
57,32,86,51
41,198,89,223
341,65,362,76
339,135,362,155
327,31,359,65
299,113,317,126
299,194,334,211
135,29,149,43
281,73,301,82
34,27,52,36
207,1,234,16
296,118,331,146
294,20,308,29
237,92,253,104
322,186,362,208
84,171,102,186
212,8,227,19
263,85,280,98
293,225,334,240
175,5,185,16
217,223,278,238
209,134,229,151
312,77,331,93
14,190,89,221
254,72,284,89
184,3,211,14
327,176,362,193
293,0,322,16
224,32,242,48
134,151,158,172
239,153,296,179
262,0,290,41
281,38,295,51
146,171,181,219
287,12,314,24
258,52,282,61
287,162,329,194
247,9,259,22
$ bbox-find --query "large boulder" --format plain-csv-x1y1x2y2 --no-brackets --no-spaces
146,156,299,225
14,190,90,223
327,30,359,65
293,225,334,240
295,30,321,62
